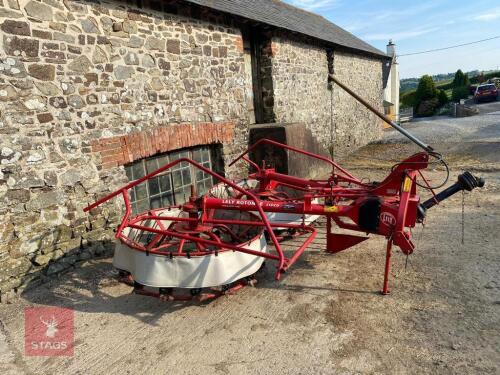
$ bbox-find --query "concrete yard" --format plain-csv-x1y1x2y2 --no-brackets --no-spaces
0,103,499,374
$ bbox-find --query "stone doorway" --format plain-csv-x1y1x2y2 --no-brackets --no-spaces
242,27,267,124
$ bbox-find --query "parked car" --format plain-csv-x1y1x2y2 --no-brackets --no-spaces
474,84,498,103
488,77,500,89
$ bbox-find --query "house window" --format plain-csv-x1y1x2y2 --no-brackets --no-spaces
125,145,221,215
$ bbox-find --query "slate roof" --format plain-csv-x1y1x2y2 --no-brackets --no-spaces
183,0,388,58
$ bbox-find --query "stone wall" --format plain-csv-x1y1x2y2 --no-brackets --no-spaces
261,35,384,157
331,51,384,156
0,0,386,300
0,0,251,301
262,35,331,150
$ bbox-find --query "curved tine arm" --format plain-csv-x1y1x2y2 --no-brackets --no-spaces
283,225,317,271
242,155,261,173
116,190,132,239
128,224,281,261
229,138,360,182
84,158,182,212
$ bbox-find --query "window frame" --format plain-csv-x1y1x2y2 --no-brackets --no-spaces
125,145,221,215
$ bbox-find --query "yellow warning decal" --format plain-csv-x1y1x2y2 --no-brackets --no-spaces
403,177,412,192
324,206,339,213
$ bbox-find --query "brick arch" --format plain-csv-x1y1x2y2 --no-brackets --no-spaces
91,122,235,170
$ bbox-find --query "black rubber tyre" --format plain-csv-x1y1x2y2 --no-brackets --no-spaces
190,288,202,296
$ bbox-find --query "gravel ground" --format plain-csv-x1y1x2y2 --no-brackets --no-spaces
464,97,500,115
0,108,498,375
345,100,500,173
383,100,500,145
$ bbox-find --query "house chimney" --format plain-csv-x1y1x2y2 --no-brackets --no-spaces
387,39,396,58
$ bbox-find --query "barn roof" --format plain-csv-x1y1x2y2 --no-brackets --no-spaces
183,0,388,58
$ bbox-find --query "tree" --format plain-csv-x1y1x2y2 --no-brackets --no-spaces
415,75,437,104
452,69,469,88
438,89,449,106
450,69,471,102
452,86,469,103
414,75,439,116
416,98,439,117
401,91,417,108
475,72,486,85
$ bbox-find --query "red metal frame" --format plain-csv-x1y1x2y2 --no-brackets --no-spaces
84,139,434,295
84,157,319,280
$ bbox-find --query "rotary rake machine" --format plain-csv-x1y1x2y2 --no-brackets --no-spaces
84,76,484,301
83,139,484,301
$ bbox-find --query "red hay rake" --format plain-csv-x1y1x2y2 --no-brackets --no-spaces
84,76,484,301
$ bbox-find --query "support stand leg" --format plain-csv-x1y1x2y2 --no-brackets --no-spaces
381,239,392,295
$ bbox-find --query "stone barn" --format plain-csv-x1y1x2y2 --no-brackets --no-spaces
0,0,389,300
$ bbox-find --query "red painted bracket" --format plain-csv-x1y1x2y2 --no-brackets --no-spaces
326,233,369,253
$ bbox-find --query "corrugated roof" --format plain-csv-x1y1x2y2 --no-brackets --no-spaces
183,0,388,58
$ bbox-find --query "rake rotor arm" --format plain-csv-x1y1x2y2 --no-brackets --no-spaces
83,157,288,280
127,223,282,261
229,138,361,184
127,221,317,272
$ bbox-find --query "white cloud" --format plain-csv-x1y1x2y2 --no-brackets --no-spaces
362,27,439,42
369,3,439,22
336,3,441,35
287,0,340,11
474,8,500,21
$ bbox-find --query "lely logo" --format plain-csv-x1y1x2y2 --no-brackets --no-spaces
380,212,396,227
25,307,74,357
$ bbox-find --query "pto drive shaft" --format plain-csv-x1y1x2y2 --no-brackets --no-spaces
417,171,485,222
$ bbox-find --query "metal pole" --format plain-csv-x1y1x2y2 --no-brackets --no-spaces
329,75,434,153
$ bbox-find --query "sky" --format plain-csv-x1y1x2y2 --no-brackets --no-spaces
283,0,500,78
